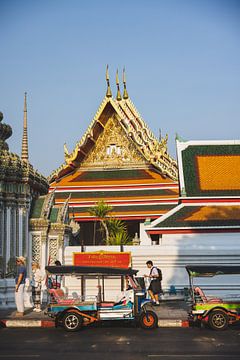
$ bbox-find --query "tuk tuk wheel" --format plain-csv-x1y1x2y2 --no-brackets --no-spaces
139,310,158,329
62,311,83,332
208,309,229,331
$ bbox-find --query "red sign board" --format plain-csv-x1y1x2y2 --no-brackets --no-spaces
73,251,131,269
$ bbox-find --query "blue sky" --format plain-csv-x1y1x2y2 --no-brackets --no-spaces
1,0,240,177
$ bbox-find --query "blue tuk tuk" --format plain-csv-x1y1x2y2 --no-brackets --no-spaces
45,265,158,331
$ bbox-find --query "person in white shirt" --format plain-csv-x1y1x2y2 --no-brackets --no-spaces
31,262,44,312
144,260,162,306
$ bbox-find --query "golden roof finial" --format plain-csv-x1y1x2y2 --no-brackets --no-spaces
123,67,129,99
21,92,29,162
116,69,122,101
106,64,112,98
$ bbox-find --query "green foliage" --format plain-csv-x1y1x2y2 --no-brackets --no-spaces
88,200,113,219
88,200,113,243
106,218,132,245
88,201,131,245
107,218,127,233
107,230,131,245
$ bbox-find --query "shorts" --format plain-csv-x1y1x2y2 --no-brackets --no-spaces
149,280,162,295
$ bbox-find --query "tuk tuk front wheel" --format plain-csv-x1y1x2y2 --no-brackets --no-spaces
62,311,83,332
139,310,158,329
208,309,229,331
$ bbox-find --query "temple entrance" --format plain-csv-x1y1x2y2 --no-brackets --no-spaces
78,220,140,245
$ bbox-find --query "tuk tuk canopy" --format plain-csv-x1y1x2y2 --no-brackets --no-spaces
45,265,138,277
186,265,240,278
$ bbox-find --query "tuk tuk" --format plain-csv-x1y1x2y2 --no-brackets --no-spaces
186,265,240,330
45,265,158,331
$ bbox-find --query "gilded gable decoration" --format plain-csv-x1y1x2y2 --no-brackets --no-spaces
49,68,178,182
82,116,147,169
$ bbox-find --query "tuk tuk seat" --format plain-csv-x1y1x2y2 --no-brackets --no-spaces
48,288,78,305
99,302,115,307
194,287,222,304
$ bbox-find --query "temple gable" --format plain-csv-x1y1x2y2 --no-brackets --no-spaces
82,116,147,169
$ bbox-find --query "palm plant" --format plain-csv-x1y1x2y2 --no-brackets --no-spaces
88,200,113,243
107,218,132,245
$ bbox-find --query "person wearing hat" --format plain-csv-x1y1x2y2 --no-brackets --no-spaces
15,256,27,316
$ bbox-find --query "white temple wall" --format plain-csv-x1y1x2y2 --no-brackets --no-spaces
1,231,240,308
140,222,151,245
63,233,240,301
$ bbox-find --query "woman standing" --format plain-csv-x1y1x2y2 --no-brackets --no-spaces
15,256,27,317
31,262,44,312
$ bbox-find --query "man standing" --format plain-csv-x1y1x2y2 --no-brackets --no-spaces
15,256,27,317
144,260,162,306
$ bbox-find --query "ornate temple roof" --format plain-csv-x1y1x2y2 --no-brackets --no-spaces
48,69,178,221
30,192,69,224
50,167,178,221
177,140,240,198
147,203,240,234
146,140,240,234
49,68,178,183
0,109,48,195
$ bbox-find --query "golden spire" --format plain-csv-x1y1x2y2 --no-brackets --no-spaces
123,67,129,99
21,92,29,162
106,65,112,97
116,69,122,101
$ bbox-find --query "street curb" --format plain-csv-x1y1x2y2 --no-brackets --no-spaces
1,318,190,328
158,319,190,327
0,319,55,328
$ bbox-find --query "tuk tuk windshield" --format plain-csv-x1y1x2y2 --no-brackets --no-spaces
186,265,240,278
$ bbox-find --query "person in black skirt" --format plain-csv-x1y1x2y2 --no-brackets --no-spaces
144,260,162,306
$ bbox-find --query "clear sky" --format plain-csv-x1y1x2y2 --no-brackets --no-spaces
1,0,240,177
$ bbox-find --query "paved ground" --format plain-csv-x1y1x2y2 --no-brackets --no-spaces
1,325,240,360
153,300,189,319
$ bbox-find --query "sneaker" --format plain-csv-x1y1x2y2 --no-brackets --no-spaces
35,308,41,312
33,308,37,312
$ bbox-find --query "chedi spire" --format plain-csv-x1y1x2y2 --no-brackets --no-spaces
21,92,29,162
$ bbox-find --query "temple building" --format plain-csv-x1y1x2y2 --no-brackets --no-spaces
0,94,48,277
146,139,240,243
49,68,179,245
29,190,76,267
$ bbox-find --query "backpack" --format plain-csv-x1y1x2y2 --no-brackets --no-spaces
155,267,162,281
150,267,162,281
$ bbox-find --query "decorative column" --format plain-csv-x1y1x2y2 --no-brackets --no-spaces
58,235,65,264
22,208,27,258
6,206,11,271
18,207,23,256
0,206,3,274
41,233,48,270
48,237,58,265
0,207,3,256
10,205,16,259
